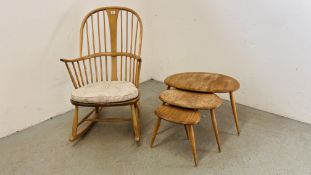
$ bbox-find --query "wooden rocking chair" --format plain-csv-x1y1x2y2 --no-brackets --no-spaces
60,7,143,142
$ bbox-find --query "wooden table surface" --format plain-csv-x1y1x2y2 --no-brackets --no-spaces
160,89,222,110
164,72,240,93
155,105,201,125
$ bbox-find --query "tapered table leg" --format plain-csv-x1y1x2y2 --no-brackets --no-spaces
150,118,162,147
187,125,198,166
210,109,221,152
184,125,189,139
229,92,240,135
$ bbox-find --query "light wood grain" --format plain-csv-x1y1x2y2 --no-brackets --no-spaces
72,106,79,138
159,89,222,109
60,6,143,142
210,109,221,152
150,118,161,147
73,6,143,86
164,72,241,135
107,9,119,81
164,72,240,93
155,105,200,125
184,125,189,139
131,104,140,141
187,125,198,166
69,106,98,142
230,92,240,135
153,105,200,166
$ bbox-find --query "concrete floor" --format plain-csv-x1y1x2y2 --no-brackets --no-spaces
0,80,310,175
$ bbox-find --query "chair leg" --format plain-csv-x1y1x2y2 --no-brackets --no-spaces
95,106,104,113
187,125,198,166
184,125,189,139
210,109,221,152
71,106,79,139
134,102,140,118
150,118,162,147
131,104,140,142
69,106,98,142
95,106,99,113
134,102,141,138
229,92,240,136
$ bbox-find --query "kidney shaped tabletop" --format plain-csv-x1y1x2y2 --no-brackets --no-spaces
164,72,240,93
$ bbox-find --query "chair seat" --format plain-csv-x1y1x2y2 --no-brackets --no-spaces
71,81,138,104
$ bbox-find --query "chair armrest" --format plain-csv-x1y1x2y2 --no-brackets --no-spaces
60,52,141,62
60,52,142,89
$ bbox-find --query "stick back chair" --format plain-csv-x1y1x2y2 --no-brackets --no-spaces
60,7,143,142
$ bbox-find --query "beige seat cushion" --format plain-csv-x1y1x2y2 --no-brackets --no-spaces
71,81,138,103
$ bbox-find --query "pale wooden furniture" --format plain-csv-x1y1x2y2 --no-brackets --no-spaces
151,105,201,166
164,72,241,135
60,7,143,142
160,89,222,152
160,89,222,109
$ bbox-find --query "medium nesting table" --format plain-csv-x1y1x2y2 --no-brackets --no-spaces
164,72,241,135
151,89,222,166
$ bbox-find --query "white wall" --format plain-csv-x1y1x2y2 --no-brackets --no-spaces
150,0,311,124
0,0,152,138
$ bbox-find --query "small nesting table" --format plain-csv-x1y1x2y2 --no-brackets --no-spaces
151,105,201,166
151,89,222,166
164,72,241,135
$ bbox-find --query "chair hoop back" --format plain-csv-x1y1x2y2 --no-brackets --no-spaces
77,6,143,85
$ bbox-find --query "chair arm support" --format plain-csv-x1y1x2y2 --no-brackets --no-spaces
134,59,142,87
60,53,142,89
60,52,141,62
